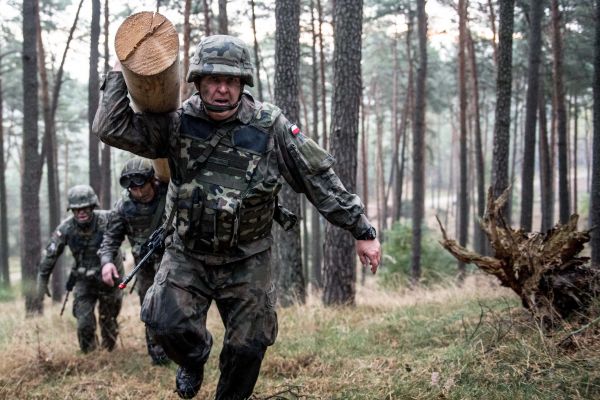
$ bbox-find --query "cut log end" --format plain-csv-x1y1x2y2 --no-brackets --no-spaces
115,11,179,76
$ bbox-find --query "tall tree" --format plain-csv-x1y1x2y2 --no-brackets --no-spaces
591,0,600,267
203,0,212,36
467,30,486,255
316,0,327,149
218,0,228,34
100,0,111,208
89,0,101,195
0,46,8,287
310,0,322,289
274,0,304,306
250,0,264,101
37,9,63,302
551,0,570,223
22,0,42,314
457,0,469,279
538,73,554,231
410,0,427,284
181,0,192,101
323,0,362,305
491,0,515,218
520,0,545,231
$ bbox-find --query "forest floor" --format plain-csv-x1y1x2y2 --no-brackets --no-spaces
0,273,599,400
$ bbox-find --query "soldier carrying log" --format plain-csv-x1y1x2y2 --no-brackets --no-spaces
93,32,381,399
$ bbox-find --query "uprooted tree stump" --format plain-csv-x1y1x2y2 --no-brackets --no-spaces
437,187,600,326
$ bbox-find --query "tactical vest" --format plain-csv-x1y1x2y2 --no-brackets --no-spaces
171,108,280,254
120,184,167,258
68,211,109,279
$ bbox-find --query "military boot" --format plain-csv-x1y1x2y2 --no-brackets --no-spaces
148,342,170,365
146,329,170,365
175,366,204,399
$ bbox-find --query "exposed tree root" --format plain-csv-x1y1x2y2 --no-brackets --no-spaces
437,187,600,326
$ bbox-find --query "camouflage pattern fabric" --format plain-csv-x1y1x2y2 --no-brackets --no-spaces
141,247,276,398
67,184,99,210
37,210,123,352
93,72,372,266
186,35,254,86
73,278,122,352
98,182,168,362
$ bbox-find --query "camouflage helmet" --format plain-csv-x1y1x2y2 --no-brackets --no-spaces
186,35,254,87
119,157,154,188
67,185,99,210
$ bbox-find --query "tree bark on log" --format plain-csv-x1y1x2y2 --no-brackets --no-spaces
438,187,599,325
115,11,179,182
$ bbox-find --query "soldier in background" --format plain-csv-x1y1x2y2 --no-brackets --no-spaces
99,157,169,365
36,185,123,353
93,34,381,399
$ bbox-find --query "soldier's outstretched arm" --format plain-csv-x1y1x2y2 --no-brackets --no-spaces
274,116,377,247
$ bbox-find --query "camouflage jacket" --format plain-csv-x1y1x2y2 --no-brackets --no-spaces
93,72,372,264
99,181,168,266
38,210,122,283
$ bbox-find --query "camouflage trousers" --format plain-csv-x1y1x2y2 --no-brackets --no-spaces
73,279,123,353
141,247,278,400
135,261,168,363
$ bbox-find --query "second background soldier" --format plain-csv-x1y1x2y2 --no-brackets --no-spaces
99,157,169,365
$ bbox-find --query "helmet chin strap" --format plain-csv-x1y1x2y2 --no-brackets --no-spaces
203,101,240,112
200,84,244,113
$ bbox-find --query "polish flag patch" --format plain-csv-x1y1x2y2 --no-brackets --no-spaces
290,124,301,135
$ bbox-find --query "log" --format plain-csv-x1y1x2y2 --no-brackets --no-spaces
115,11,179,182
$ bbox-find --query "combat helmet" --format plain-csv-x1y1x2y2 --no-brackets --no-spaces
119,157,154,188
186,35,254,87
67,185,99,210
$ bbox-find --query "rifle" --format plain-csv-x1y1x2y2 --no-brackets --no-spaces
118,226,166,289
60,272,77,317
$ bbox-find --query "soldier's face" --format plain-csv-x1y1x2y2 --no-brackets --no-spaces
195,75,242,121
129,181,155,203
72,207,93,223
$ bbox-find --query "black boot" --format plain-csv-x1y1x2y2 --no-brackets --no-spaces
149,343,170,365
175,366,204,399
146,330,170,365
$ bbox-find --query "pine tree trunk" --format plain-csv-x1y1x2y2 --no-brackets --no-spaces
467,31,487,255
457,0,469,279
274,0,304,306
218,0,228,34
203,0,211,36
310,0,322,289
491,0,515,219
539,75,554,232
520,0,544,231
591,0,600,267
572,97,578,214
487,0,498,65
323,0,362,305
316,0,328,149
89,0,101,195
251,0,263,101
181,0,192,101
22,0,42,314
0,50,9,287
100,0,111,208
410,0,427,284
37,17,64,302
551,0,570,223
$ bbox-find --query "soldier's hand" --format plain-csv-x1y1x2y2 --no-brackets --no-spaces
356,238,381,274
36,276,51,299
102,263,120,287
